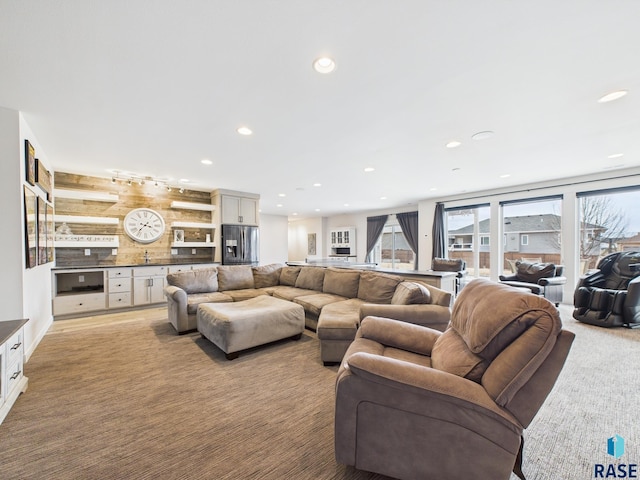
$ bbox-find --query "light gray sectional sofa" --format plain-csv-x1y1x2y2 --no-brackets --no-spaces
164,263,452,364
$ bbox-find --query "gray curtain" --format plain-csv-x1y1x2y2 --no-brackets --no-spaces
396,211,419,269
366,215,388,262
432,203,446,261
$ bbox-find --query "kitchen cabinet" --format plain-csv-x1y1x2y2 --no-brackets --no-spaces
220,195,258,225
132,266,167,306
0,319,29,425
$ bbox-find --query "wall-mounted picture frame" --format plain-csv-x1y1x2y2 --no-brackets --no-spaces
23,186,37,268
25,139,36,186
174,229,185,243
308,233,317,255
36,159,52,201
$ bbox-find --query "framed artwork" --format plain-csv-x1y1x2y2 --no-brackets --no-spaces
174,229,185,243
46,202,54,263
36,159,52,200
25,139,36,186
23,186,37,268
38,196,47,265
307,233,317,255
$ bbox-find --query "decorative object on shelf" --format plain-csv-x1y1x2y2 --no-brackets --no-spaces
56,222,73,235
174,229,185,243
308,233,316,255
23,186,37,268
46,202,54,263
124,208,166,244
206,233,211,243
38,196,47,265
35,159,52,201
24,139,36,186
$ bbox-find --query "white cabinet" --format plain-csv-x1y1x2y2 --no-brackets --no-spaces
52,269,107,316
220,195,259,225
132,266,167,305
0,319,29,425
107,268,132,309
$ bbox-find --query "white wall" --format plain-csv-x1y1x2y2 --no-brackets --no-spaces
258,213,289,265
0,108,53,359
287,217,325,262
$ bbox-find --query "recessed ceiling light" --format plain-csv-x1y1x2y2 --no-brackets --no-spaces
344,203,349,207
201,159,213,165
315,208,321,212
608,153,624,159
313,57,336,74
446,141,462,149
472,131,494,141
313,183,322,187
278,193,286,197
179,178,190,183
292,213,298,216
364,167,375,172
499,174,511,178
380,196,387,200
429,187,438,191
237,126,253,135
598,90,628,103
276,204,283,207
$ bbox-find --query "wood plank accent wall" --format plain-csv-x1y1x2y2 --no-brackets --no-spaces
54,172,215,267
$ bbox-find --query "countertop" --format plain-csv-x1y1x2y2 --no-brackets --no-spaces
52,262,219,271
285,262,457,277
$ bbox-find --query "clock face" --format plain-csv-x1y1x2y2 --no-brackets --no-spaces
124,208,166,244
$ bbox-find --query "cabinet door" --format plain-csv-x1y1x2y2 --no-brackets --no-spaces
239,198,258,225
221,196,240,223
149,275,166,303
133,277,151,305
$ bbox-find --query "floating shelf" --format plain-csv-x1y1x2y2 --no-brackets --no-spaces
170,221,216,229
170,201,215,211
55,215,119,225
171,242,216,248
54,188,119,202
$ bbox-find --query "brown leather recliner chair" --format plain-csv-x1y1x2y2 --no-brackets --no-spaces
334,278,574,480
499,261,567,306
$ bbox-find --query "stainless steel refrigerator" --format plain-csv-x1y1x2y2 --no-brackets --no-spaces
221,225,259,265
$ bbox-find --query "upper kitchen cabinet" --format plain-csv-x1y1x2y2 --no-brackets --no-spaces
212,190,260,226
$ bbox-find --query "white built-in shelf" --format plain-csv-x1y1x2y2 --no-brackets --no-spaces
170,201,215,211
54,188,119,202
55,215,119,225
171,242,216,248
170,221,216,229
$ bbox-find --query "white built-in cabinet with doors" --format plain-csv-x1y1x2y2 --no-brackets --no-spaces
132,266,167,306
0,319,28,425
213,190,259,226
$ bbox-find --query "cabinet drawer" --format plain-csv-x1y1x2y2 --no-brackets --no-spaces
108,292,132,308
108,277,131,293
108,268,131,278
5,329,24,367
168,265,192,273
133,266,168,277
5,357,24,395
54,293,106,315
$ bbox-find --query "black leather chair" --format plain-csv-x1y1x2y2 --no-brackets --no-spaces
573,251,640,328
432,257,467,295
499,261,566,306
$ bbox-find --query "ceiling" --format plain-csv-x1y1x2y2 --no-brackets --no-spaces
1,1,639,219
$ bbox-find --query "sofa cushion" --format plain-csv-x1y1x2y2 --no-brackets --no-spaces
280,266,302,286
295,267,326,291
293,293,348,318
223,289,270,302
252,263,283,288
271,286,321,301
316,299,365,340
391,281,431,305
357,271,402,304
186,292,233,314
166,268,218,294
515,261,556,283
323,268,360,298
217,265,255,291
431,328,489,382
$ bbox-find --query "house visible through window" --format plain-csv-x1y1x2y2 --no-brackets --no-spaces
480,235,489,246
372,224,415,269
521,234,529,246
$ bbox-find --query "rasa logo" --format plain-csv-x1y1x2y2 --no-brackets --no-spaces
594,434,638,478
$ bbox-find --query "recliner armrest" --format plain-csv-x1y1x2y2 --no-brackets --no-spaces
499,274,518,281
359,304,451,330
357,316,442,355
538,276,566,286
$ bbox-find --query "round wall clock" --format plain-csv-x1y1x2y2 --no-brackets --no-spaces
124,208,166,244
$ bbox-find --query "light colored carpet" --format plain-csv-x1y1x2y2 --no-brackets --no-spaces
0,305,637,479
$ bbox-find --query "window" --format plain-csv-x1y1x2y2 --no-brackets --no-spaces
445,204,491,278
372,223,415,269
501,197,562,276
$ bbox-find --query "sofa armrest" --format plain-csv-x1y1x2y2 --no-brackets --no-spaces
356,316,442,356
538,276,566,286
499,273,518,281
499,280,544,295
359,303,451,330
164,285,187,305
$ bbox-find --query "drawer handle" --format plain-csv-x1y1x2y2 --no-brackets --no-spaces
10,370,21,380
11,342,21,350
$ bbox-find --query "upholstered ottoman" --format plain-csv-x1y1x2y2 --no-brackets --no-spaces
197,296,305,360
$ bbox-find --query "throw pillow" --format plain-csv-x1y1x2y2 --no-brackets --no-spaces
252,263,283,288
279,266,301,286
357,271,402,304
390,281,431,305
